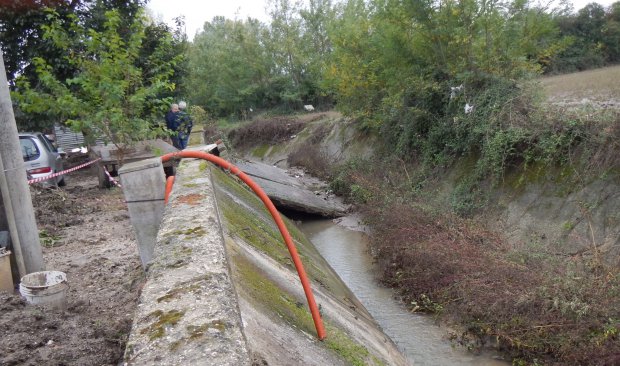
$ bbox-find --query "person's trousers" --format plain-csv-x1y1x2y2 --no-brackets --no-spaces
171,136,181,149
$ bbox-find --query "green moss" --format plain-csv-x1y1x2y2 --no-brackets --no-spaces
172,226,206,237
213,166,351,294
150,147,164,156
234,255,317,334
562,221,576,231
296,128,311,138
502,161,548,191
173,245,192,256
325,325,380,366
269,144,284,155
156,274,210,303
183,183,199,188
234,255,377,365
149,244,193,270
187,320,227,339
199,161,209,171
166,260,188,269
220,195,289,265
252,144,271,158
140,309,186,341
167,320,228,351
168,339,183,351
217,184,327,282
211,167,264,210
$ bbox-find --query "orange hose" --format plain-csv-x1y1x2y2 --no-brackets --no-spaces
164,175,175,204
161,151,326,340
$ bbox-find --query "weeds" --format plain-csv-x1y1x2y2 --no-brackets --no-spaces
377,73,620,215
287,124,333,179
227,116,306,148
287,142,331,179
225,90,620,364
39,229,60,248
331,154,620,365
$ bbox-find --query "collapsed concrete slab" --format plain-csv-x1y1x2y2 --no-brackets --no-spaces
235,160,349,217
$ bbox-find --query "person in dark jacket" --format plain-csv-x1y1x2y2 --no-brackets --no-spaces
176,101,193,150
165,103,181,149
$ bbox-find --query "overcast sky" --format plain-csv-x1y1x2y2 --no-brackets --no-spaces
147,0,272,40
148,0,620,41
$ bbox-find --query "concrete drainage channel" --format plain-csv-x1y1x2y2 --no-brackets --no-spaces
118,145,411,365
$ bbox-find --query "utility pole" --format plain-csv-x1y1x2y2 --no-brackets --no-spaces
0,50,44,276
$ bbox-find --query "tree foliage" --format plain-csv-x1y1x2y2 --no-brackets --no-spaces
549,1,620,73
186,0,336,118
12,9,180,151
187,16,271,118
1,0,186,131
0,0,146,88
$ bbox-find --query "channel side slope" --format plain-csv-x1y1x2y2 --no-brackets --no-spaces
211,166,411,366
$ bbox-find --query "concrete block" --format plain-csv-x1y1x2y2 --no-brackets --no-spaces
119,158,166,268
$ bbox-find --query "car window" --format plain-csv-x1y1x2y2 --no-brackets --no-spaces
42,134,58,152
38,134,55,152
20,137,40,161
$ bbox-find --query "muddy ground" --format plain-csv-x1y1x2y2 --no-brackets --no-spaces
0,157,144,366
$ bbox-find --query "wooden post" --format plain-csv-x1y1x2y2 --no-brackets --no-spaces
0,50,44,276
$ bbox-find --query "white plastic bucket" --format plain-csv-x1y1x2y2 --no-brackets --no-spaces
19,271,68,310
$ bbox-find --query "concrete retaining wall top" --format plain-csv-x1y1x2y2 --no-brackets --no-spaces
123,156,250,365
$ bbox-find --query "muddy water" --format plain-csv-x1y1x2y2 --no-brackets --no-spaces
299,217,508,366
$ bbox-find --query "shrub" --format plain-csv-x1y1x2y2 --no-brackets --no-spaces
288,141,331,179
339,153,620,365
287,123,334,179
227,117,306,148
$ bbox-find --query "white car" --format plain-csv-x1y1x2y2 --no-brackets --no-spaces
19,132,65,187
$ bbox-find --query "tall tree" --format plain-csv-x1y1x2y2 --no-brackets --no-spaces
0,0,146,88
265,0,305,109
187,16,271,118
1,0,187,131
12,9,179,153
602,1,620,61
299,0,336,107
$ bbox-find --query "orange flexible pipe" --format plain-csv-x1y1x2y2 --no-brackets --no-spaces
161,151,326,340
164,175,175,204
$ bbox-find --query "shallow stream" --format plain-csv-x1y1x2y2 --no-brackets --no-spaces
298,217,509,366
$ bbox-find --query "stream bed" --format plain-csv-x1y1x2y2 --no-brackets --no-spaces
298,216,509,366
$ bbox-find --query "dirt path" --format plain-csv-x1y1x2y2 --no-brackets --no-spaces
1,160,144,366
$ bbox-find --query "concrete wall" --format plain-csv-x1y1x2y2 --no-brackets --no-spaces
122,149,411,365
123,156,251,365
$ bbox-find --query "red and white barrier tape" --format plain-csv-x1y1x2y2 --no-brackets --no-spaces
27,158,102,185
103,166,122,188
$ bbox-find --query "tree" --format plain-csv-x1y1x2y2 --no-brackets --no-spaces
546,1,620,72
0,0,175,131
139,16,189,109
265,0,306,109
12,9,180,156
299,0,336,107
0,0,146,88
187,16,271,118
602,1,620,62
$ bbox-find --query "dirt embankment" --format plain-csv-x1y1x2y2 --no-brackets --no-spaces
1,160,144,366
234,111,620,365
